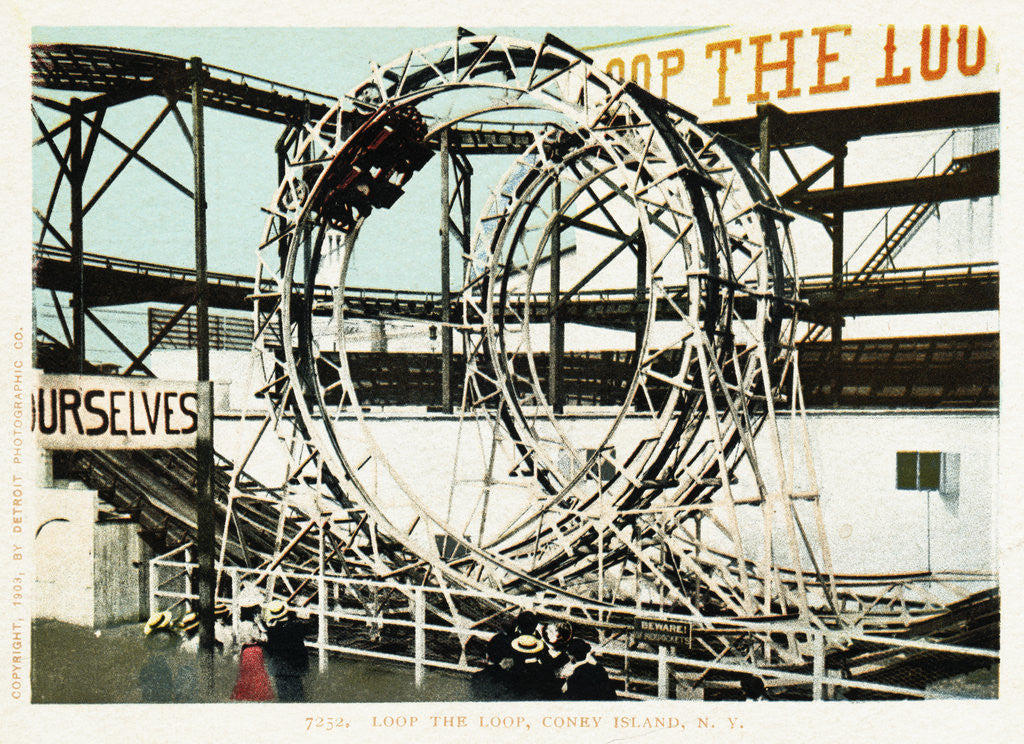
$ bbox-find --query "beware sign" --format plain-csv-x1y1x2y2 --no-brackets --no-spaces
32,373,199,450
633,617,693,647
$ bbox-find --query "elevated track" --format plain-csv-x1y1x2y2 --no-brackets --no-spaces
34,245,998,322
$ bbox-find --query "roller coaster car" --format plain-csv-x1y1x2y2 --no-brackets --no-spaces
309,104,434,230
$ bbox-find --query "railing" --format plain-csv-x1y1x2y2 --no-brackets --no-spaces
51,242,991,312
148,307,253,351
35,242,265,290
203,61,336,105
798,261,998,290
150,550,998,700
844,127,999,277
843,131,958,274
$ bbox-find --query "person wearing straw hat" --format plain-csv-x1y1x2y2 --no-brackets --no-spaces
234,584,267,650
177,611,201,654
138,611,178,702
508,634,559,700
262,600,312,702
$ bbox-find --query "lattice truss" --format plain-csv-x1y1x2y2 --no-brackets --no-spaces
215,33,939,663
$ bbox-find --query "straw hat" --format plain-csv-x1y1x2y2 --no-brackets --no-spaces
511,634,545,654
262,600,289,627
177,611,199,633
144,611,174,635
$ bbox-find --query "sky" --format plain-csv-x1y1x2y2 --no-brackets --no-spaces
29,26,712,358
28,25,999,361
31,27,703,276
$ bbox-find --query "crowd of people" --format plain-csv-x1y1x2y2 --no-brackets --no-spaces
471,610,617,701
141,601,617,702
139,589,312,703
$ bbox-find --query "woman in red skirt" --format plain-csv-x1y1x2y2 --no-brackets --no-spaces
230,589,275,701
230,643,275,701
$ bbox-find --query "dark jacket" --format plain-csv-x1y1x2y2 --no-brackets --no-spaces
470,663,513,700
508,657,560,700
264,618,311,678
564,660,616,700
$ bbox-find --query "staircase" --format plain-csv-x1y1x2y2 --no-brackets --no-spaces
802,130,996,343
852,158,967,281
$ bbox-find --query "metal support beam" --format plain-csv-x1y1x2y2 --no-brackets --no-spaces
190,57,216,678
785,150,998,213
455,151,472,383
83,307,155,376
548,179,563,413
757,104,772,181
634,234,646,377
830,145,846,405
123,301,194,376
439,129,453,413
276,135,289,274
69,99,85,372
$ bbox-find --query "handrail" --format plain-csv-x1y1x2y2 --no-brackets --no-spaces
203,62,336,104
798,261,998,287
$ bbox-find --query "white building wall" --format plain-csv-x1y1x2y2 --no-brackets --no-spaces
207,403,997,580
34,485,98,626
728,409,997,577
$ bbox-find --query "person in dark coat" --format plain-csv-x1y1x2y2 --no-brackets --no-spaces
508,635,560,700
138,611,177,703
470,634,513,701
542,621,573,678
740,674,770,700
262,600,312,702
563,638,616,700
513,610,539,638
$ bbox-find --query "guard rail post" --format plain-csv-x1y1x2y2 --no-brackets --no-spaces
658,645,669,698
318,524,328,673
812,631,825,701
231,569,240,637
414,587,426,688
148,556,159,617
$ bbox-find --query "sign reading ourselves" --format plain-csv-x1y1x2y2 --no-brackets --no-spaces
32,373,199,450
588,24,994,121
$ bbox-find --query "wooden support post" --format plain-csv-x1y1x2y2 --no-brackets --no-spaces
548,179,563,413
191,57,216,682
439,130,453,413
69,98,85,372
413,587,426,688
